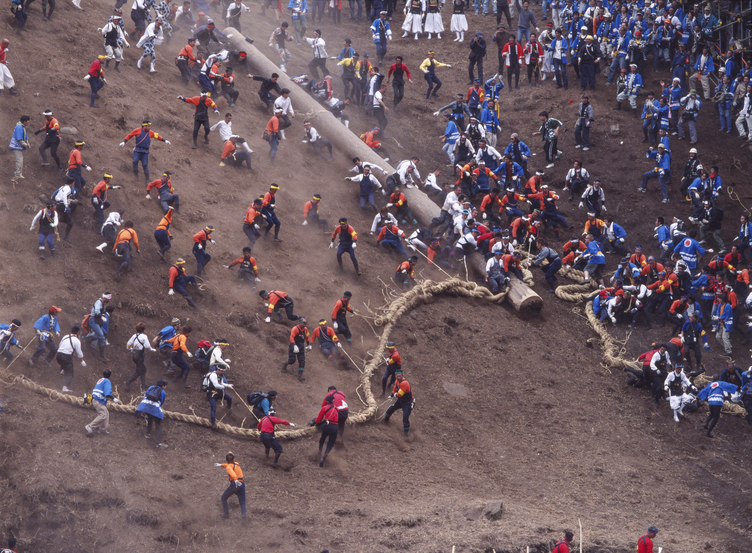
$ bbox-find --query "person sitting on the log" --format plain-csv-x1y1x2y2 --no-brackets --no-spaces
502,251,524,280
485,251,509,294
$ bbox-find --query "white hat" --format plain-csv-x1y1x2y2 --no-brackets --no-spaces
43,109,53,116
689,148,698,154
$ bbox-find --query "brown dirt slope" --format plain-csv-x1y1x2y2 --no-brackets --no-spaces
1,1,751,552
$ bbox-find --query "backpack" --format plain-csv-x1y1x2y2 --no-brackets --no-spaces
81,314,91,333
200,371,215,392
194,340,214,363
247,391,267,407
145,385,162,403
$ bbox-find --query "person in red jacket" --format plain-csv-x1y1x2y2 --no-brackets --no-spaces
227,247,259,287
243,198,263,251
90,173,121,226
637,526,659,553
552,531,574,553
259,289,299,322
303,193,328,231
381,341,402,396
308,393,339,466
330,217,360,275
192,224,215,277
310,319,344,363
396,256,418,288
332,291,354,346
323,385,349,437
86,56,107,108
383,372,414,438
220,135,253,171
178,92,219,149
120,120,170,182
168,258,203,309
257,411,294,465
282,318,310,380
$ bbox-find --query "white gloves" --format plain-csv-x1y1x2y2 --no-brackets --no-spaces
187,352,193,358
333,322,338,330
433,111,440,116
254,224,260,230
306,344,312,351
264,316,271,323
293,345,300,353
168,289,175,296
197,243,203,250
112,186,122,190
84,74,91,81
113,398,120,404
352,242,357,249
302,220,308,226
81,360,87,367
387,394,394,400
29,225,34,232
214,463,222,467
329,242,334,249
145,194,151,199
602,205,607,211
337,342,343,349
482,213,488,220
234,480,242,488
619,238,625,242
86,166,92,172
255,277,261,282
386,203,394,208
447,64,452,68
578,202,584,208
210,239,216,244
290,423,296,427
382,189,388,196
164,140,171,145
225,383,234,389
610,316,616,324
119,141,126,147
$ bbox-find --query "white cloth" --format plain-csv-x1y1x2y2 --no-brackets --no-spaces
209,345,230,369
32,209,58,230
371,212,398,233
403,13,423,33
57,335,84,358
396,159,421,183
127,332,152,351
441,190,459,212
0,61,16,90
450,14,467,32
210,120,234,141
305,37,327,58
208,371,229,390
274,95,294,116
53,185,74,209
424,12,444,33
101,211,122,234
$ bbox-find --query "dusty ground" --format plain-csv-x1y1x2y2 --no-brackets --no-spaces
1,0,752,551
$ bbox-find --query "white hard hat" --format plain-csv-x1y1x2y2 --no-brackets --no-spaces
689,148,698,154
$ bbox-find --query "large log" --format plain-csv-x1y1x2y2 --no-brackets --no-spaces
222,28,397,182
226,29,542,312
465,252,543,313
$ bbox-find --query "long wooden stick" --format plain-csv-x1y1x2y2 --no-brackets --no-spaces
579,518,583,553
4,336,37,371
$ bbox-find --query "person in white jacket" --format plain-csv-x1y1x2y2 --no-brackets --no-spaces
137,19,164,73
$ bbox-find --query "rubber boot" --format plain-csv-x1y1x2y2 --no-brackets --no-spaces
281,361,288,372
63,225,72,242
185,296,199,309
105,59,110,69
613,101,621,111
42,6,47,18
192,141,198,149
115,61,121,73
632,108,638,118
133,168,139,179
404,429,409,438
642,128,649,143
298,369,305,381
274,452,280,465
98,345,109,363
211,416,217,429
149,60,157,73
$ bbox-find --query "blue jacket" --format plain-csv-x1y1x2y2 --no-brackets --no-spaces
693,54,714,75
370,18,391,43
647,148,670,171
257,397,273,416
287,0,308,18
614,262,640,282
10,123,28,151
656,224,670,247
504,140,531,162
479,107,499,134
583,241,605,265
157,325,178,348
681,320,708,344
443,120,460,143
737,222,752,245
707,175,722,198
92,377,114,406
137,387,166,419
674,237,705,269
607,222,627,240
610,31,632,56
493,161,525,187
625,72,642,95
691,274,714,299
596,21,614,40
718,302,733,332
641,98,659,120
337,46,355,61
34,314,60,341
548,37,568,63
483,77,504,102
697,381,737,405
0,324,18,347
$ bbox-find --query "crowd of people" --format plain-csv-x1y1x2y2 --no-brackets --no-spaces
2,0,752,541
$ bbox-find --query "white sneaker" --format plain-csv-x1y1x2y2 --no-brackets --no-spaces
402,31,408,37
673,411,679,423
582,147,590,151
575,144,582,149
546,163,555,169
15,174,24,179
85,424,93,434
437,33,441,39
62,386,72,393
96,243,106,252
137,58,143,69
